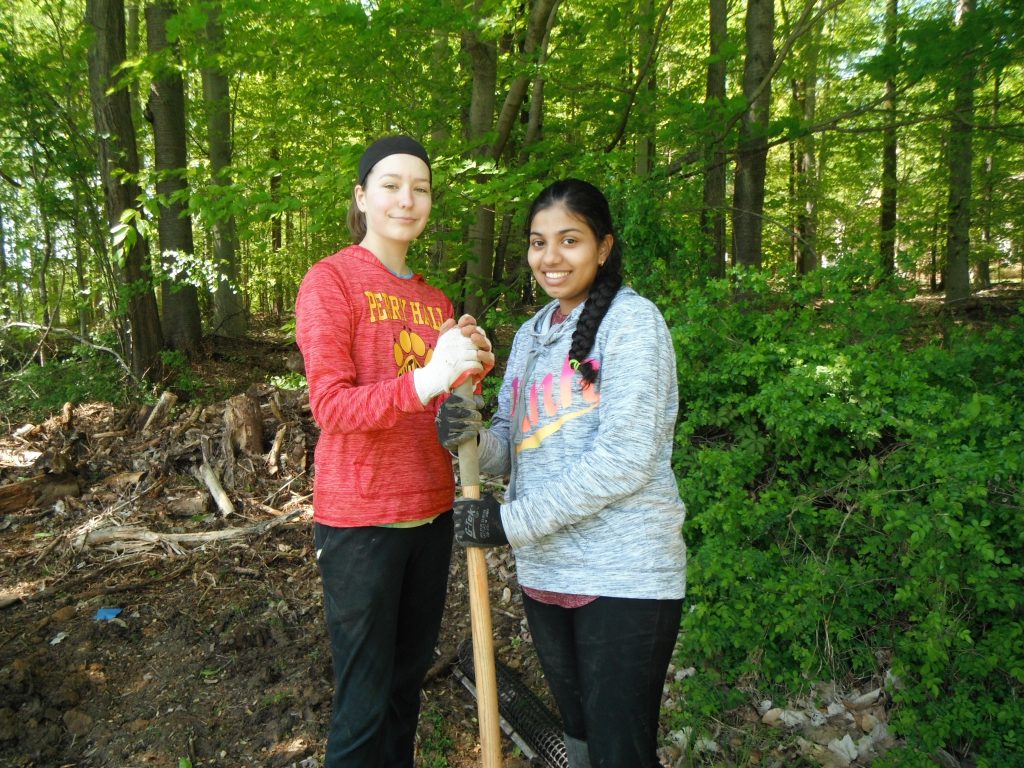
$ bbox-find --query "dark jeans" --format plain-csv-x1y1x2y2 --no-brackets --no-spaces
314,515,453,768
523,593,683,768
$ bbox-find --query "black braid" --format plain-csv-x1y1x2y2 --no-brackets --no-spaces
568,249,623,385
526,179,625,387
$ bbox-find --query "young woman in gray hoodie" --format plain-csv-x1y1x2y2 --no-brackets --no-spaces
437,178,687,768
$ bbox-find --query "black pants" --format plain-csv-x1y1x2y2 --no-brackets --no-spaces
523,592,683,768
314,516,453,768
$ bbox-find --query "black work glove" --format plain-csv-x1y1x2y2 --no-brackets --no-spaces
436,393,483,452
453,493,508,547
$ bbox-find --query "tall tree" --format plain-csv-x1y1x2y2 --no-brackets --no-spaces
0,200,7,308
490,0,560,161
269,149,284,320
634,0,657,176
791,2,822,274
700,0,728,279
519,0,560,161
977,68,1000,289
732,0,775,269
944,0,975,305
146,0,202,352
461,15,497,320
85,0,164,379
461,0,559,319
613,0,672,173
879,0,898,275
202,1,246,337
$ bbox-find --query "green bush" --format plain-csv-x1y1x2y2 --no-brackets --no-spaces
668,266,1023,763
0,341,142,421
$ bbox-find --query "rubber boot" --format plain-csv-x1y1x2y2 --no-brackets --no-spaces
564,733,592,768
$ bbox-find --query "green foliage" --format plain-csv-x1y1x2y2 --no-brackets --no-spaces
672,268,1024,762
416,704,454,768
269,372,306,391
614,174,700,297
159,349,202,398
0,341,142,421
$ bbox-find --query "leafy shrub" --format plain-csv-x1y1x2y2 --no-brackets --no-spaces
0,341,143,421
668,267,1023,763
159,349,202,398
269,371,306,391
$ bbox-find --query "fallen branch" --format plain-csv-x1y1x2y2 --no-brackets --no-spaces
197,462,236,516
2,321,135,381
266,424,287,476
77,562,193,600
73,506,308,552
93,429,131,440
142,391,178,433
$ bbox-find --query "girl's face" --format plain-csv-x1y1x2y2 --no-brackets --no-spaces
355,153,432,246
527,203,613,314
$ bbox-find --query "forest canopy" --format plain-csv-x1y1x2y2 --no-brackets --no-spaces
1,0,1022,765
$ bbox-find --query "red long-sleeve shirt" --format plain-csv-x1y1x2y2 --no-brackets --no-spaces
295,245,456,526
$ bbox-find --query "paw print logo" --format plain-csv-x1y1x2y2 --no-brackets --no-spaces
394,327,432,375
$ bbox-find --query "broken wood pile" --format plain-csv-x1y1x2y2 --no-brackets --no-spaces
0,385,316,607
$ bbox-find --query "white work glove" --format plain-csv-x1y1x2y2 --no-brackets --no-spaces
413,327,483,405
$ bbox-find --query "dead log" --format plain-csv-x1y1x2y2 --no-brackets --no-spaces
0,474,45,513
0,472,81,514
197,463,236,516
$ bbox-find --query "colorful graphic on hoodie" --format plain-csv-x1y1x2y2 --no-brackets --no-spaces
514,356,601,452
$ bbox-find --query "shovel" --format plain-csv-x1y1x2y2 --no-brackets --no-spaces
454,379,503,767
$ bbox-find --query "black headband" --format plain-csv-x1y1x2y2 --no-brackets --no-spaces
358,135,431,186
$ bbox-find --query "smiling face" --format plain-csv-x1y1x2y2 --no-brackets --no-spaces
355,153,432,253
527,203,614,314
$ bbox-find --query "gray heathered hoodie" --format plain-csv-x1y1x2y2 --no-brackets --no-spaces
477,287,687,600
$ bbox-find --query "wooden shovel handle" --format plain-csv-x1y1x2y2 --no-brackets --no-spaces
454,380,503,767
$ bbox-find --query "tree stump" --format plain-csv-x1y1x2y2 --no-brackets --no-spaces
222,392,263,457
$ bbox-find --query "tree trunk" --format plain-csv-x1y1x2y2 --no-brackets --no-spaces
515,1,560,307
519,0,560,163
37,202,53,337
635,0,657,177
978,69,999,289
74,231,89,337
700,0,728,279
0,201,7,320
732,0,775,270
463,0,559,319
85,0,164,379
146,0,202,353
944,0,975,305
461,27,497,320
793,6,821,275
879,0,898,275
270,150,284,320
490,0,559,161
0,201,6,296
126,0,144,128
202,2,246,338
